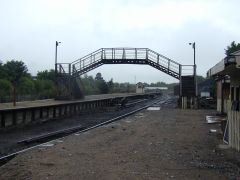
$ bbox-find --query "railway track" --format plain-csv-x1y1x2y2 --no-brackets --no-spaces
0,95,171,166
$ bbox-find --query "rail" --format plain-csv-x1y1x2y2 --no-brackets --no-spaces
0,96,163,164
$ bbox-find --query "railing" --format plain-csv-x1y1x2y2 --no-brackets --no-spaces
224,56,237,66
56,63,71,75
181,65,195,76
71,49,102,74
102,48,148,60
56,48,195,79
147,49,180,75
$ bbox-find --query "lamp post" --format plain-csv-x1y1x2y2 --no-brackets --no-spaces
55,41,61,73
189,42,197,105
189,42,196,74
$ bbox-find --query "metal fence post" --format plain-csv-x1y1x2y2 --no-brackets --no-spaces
135,48,137,59
112,48,114,59
179,65,182,97
168,61,170,73
69,63,71,75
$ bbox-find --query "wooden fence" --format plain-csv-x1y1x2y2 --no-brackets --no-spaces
228,110,240,151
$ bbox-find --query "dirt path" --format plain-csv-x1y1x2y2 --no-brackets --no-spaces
0,108,240,180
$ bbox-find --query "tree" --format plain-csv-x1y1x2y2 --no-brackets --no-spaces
94,72,109,94
225,41,240,56
18,77,35,95
3,60,29,82
196,75,205,84
0,79,12,101
37,69,55,81
107,79,114,93
3,60,29,106
95,72,103,81
35,69,56,98
81,75,98,95
0,62,6,78
97,80,109,94
35,79,55,99
209,79,216,98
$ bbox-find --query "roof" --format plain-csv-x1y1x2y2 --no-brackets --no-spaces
207,59,225,77
207,49,240,77
231,49,240,55
136,82,144,88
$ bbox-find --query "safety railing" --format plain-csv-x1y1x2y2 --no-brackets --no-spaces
71,49,102,74
56,48,195,79
147,49,180,74
56,63,71,75
102,48,148,60
181,65,196,76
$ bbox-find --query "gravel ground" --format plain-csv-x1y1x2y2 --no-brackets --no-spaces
1,108,240,180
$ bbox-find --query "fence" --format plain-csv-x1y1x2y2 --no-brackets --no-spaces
228,110,240,151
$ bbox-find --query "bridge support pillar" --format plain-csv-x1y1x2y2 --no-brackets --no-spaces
55,75,84,100
180,75,198,109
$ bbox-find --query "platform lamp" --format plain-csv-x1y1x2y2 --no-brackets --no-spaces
189,42,196,75
189,42,197,107
55,41,61,73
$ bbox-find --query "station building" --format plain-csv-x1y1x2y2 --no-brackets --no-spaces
136,82,145,93
207,50,240,150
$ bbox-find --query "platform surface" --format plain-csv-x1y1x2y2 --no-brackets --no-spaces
0,93,141,110
1,108,239,179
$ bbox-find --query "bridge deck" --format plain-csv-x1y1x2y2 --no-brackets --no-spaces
0,93,144,110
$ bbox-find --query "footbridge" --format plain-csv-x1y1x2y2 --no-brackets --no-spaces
55,48,196,103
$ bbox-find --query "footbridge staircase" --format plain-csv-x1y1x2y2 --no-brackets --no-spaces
55,48,196,106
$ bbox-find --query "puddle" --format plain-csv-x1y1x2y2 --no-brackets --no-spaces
218,144,230,150
39,143,54,147
104,122,121,128
38,143,55,150
53,139,64,143
209,129,217,133
125,120,132,123
147,107,161,111
206,115,226,124
134,113,144,118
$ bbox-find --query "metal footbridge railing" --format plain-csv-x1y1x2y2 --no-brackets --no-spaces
56,48,195,80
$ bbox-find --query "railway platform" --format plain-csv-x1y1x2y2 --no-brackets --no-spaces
1,107,240,179
0,93,155,129
0,93,144,110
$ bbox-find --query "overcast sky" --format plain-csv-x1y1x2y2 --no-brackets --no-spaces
1,0,240,83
